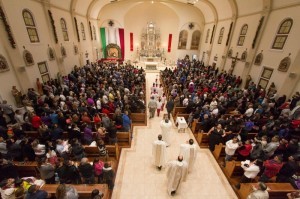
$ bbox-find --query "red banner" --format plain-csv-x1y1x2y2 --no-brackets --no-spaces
168,34,172,52
119,28,125,60
130,32,133,51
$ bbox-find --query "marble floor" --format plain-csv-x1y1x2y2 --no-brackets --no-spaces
111,72,238,199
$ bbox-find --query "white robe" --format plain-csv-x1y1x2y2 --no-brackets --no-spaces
152,140,167,167
166,160,188,195
180,143,197,172
160,120,172,145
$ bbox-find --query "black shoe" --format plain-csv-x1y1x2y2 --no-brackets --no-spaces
171,191,176,196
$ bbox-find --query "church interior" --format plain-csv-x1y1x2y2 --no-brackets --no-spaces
0,0,300,198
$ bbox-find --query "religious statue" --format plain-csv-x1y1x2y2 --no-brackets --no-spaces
244,75,252,89
107,48,118,58
24,50,34,66
36,78,43,95
267,82,276,95
278,54,291,72
11,86,22,107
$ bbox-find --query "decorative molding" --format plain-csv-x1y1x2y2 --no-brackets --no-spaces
210,24,215,44
48,10,58,43
48,45,55,61
60,44,67,57
254,50,263,66
241,49,247,62
226,22,233,46
74,17,80,42
23,47,34,66
278,53,291,72
252,16,264,49
0,6,16,48
89,21,93,41
0,54,10,72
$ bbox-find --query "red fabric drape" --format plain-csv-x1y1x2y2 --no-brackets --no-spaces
130,32,133,51
119,28,125,60
168,34,172,52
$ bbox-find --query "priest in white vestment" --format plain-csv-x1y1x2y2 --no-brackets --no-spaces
179,139,197,172
160,116,172,146
152,134,167,170
166,156,188,196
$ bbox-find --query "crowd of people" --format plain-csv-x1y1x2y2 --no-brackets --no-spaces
0,62,147,198
161,58,300,197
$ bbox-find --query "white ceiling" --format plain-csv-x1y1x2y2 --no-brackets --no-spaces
49,0,300,23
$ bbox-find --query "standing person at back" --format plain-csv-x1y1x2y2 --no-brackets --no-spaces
152,134,167,170
148,96,157,119
179,139,197,172
166,97,174,120
160,115,172,146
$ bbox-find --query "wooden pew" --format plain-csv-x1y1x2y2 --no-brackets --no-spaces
224,160,243,179
212,143,223,160
41,184,109,199
117,132,131,147
24,131,69,139
197,132,209,148
239,183,296,199
172,107,187,118
131,113,147,126
84,144,119,161
14,161,39,178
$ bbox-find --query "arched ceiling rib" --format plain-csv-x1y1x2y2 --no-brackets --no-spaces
51,0,291,24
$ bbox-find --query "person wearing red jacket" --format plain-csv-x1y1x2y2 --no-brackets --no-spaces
31,113,42,129
259,155,283,182
237,140,252,161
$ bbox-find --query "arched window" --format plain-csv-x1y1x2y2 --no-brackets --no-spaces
190,30,201,50
178,30,188,49
272,18,293,49
60,18,69,41
205,29,210,43
237,24,248,46
93,26,97,40
22,9,39,43
217,27,224,44
81,23,86,40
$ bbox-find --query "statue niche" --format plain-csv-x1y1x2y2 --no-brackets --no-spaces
106,44,121,59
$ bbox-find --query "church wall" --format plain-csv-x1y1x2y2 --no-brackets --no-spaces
199,23,215,65
50,7,80,74
223,13,262,73
249,6,300,96
0,38,21,106
90,19,101,61
1,0,59,88
209,20,232,67
75,15,95,66
123,2,179,63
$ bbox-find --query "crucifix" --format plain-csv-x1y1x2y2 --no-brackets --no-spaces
229,52,240,75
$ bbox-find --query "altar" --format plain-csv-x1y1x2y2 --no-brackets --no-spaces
145,61,158,70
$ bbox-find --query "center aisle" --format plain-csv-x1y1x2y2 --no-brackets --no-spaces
112,71,237,199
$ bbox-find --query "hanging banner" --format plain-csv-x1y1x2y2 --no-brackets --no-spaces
100,27,125,59
130,33,133,51
119,28,125,60
168,34,172,52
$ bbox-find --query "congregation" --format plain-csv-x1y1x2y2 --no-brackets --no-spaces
160,58,300,198
0,62,146,199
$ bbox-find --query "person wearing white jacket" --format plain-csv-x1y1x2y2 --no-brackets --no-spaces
225,137,239,164
236,159,263,189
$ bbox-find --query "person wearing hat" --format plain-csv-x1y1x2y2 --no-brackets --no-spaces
247,182,269,199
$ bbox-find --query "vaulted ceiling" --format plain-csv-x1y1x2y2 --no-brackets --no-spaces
49,0,299,23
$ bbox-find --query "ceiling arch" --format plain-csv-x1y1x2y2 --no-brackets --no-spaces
50,0,278,23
